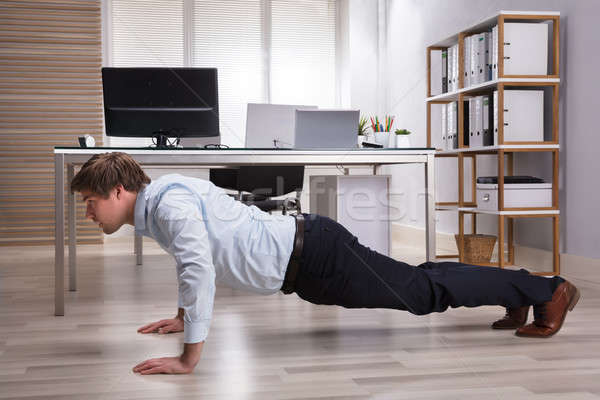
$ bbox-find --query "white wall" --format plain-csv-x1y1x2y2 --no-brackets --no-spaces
348,0,381,114
385,0,600,260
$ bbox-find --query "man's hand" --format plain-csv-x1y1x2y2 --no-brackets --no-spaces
133,343,203,375
132,356,194,375
137,318,183,334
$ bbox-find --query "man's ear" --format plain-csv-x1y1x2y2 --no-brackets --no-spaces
114,184,125,199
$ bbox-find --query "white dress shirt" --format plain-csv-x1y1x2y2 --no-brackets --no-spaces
134,174,296,343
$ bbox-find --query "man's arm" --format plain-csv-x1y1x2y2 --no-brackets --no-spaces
134,190,216,374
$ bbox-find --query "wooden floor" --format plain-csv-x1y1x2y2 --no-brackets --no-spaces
1,237,599,400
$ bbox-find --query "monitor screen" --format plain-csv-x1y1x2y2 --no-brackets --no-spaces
101,67,219,138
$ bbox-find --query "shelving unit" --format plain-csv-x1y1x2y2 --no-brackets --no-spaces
426,11,561,275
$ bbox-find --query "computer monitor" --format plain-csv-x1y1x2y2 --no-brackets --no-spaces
101,67,219,147
245,103,318,148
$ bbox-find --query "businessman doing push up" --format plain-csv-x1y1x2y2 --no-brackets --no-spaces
71,152,580,375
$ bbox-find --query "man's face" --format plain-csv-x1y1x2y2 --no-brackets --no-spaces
81,187,127,235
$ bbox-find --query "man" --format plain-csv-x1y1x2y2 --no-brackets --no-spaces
71,152,580,375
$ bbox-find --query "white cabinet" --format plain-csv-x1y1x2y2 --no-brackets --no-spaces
504,90,544,142
494,90,544,142
504,23,548,75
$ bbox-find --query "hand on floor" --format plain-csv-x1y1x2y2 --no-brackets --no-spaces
132,356,194,375
137,318,183,334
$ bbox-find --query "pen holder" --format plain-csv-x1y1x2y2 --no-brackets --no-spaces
374,132,390,147
374,131,391,148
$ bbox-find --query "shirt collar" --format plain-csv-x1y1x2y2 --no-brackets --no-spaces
134,187,148,234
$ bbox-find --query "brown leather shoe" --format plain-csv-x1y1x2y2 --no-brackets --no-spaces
491,306,530,329
516,280,580,338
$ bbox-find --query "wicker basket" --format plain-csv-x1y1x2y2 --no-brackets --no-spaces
454,234,497,264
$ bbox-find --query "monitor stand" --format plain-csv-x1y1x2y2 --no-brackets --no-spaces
153,133,170,147
150,132,180,149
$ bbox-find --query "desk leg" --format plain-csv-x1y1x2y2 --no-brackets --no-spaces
135,233,143,265
67,164,77,291
425,154,436,262
55,154,65,316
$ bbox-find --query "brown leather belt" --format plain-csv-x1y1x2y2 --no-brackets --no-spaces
281,213,304,294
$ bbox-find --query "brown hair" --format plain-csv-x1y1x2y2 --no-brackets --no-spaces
70,152,151,197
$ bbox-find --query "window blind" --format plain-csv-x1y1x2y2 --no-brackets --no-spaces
107,0,338,147
110,0,184,67
109,0,185,147
192,0,264,147
270,0,337,107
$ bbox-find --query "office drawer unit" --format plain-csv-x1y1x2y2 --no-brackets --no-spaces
477,183,552,211
309,175,391,256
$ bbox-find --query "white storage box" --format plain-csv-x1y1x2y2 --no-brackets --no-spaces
477,183,552,210
503,90,544,142
503,23,548,76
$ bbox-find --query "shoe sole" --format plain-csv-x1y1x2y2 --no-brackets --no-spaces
568,287,581,311
515,286,581,338
492,324,526,330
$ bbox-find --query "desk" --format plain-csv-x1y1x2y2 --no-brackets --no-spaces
54,147,436,316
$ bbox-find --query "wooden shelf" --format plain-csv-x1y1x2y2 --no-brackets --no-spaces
458,207,560,216
436,205,459,211
436,205,560,216
426,78,560,102
436,144,559,155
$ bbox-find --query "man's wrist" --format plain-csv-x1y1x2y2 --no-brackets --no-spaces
180,342,203,368
176,307,184,320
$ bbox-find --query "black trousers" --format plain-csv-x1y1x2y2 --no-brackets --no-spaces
293,214,564,314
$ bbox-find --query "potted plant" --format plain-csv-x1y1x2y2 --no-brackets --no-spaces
357,116,369,147
394,128,411,148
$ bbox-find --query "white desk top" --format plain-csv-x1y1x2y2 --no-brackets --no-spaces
54,147,436,155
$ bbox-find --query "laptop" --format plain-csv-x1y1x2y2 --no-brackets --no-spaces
294,109,360,149
245,103,318,148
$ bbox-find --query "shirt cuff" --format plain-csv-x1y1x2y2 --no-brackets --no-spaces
184,320,210,343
